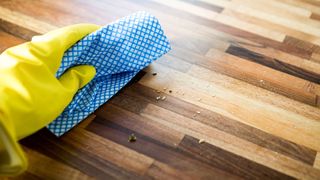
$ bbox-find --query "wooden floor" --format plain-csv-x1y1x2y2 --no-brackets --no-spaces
1,0,320,179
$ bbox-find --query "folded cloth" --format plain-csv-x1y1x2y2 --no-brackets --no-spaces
47,11,171,136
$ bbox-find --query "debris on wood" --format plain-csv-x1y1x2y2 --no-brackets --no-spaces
163,87,167,90
161,96,166,100
128,134,137,142
199,139,205,144
152,72,157,76
196,111,201,114
169,90,172,93
259,79,264,83
156,96,161,100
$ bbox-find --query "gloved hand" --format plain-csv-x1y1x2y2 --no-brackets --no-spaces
0,24,100,176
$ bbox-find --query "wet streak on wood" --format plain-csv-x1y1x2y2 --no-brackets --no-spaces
111,83,317,165
87,117,241,180
179,135,295,180
226,45,320,84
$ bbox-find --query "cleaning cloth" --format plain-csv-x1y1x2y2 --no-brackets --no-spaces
47,11,171,136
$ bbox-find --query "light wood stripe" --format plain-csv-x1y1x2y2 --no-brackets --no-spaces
139,63,320,151
2,0,320,179
314,152,320,170
226,2,320,38
221,8,320,46
232,0,312,18
275,0,320,14
140,104,320,179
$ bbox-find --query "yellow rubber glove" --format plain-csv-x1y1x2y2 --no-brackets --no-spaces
0,24,100,176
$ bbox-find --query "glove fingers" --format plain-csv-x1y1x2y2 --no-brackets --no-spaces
30,24,100,73
58,65,96,100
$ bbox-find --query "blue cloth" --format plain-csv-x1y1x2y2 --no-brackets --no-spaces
47,11,171,136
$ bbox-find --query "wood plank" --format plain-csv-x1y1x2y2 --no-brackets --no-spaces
0,0,312,59
225,45,320,84
22,147,92,180
9,172,41,180
138,63,320,152
179,135,294,179
180,0,224,13
226,1,320,38
20,129,141,179
140,103,320,179
62,128,154,176
2,0,320,178
232,0,312,18
119,83,317,165
275,0,320,14
314,152,320,170
312,53,320,63
187,65,320,123
145,161,192,180
0,30,24,52
311,13,320,21
87,117,241,180
0,6,57,34
95,103,184,148
284,36,320,54
169,46,317,106
221,8,320,47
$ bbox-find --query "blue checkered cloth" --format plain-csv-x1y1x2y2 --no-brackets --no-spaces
47,11,171,136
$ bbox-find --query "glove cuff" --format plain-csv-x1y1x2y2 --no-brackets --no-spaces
0,113,28,176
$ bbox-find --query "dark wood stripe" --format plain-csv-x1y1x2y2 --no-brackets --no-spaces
145,161,192,180
169,46,317,106
11,171,42,180
0,19,39,41
111,83,317,165
302,0,320,7
226,44,320,84
179,135,295,180
87,116,242,179
181,0,224,13
95,103,183,148
284,36,320,54
20,129,142,179
310,13,320,21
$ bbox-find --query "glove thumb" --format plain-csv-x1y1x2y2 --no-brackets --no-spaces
58,65,96,97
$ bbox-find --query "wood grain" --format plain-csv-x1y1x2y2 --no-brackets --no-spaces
1,0,320,179
226,45,320,84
